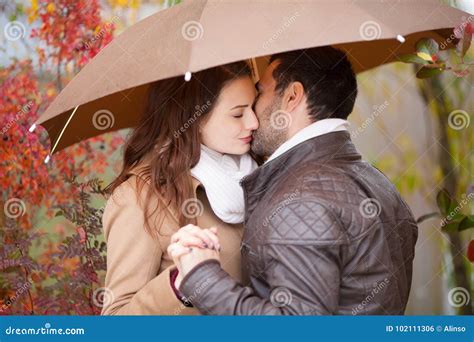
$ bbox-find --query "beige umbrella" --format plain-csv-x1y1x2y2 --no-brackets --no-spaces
33,0,469,156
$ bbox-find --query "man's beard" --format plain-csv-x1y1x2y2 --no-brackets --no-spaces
251,97,288,158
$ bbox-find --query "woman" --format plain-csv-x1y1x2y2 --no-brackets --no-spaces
101,61,258,315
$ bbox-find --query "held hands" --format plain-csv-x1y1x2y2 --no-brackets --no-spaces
167,224,221,289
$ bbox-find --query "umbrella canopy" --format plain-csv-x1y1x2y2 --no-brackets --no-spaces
34,0,469,154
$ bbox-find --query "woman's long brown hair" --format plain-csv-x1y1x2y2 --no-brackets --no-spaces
105,61,252,238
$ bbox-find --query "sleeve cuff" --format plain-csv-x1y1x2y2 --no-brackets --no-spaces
180,259,223,302
145,265,198,315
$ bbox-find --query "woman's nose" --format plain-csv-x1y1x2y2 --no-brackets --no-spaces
246,110,259,130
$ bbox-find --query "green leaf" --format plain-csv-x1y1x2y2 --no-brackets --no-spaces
16,4,24,16
416,66,444,79
416,38,439,57
398,54,430,65
417,212,440,224
407,174,416,192
447,197,461,217
436,189,452,216
441,220,461,233
459,215,474,231
417,52,434,62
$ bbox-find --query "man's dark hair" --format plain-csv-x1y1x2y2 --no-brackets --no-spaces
269,46,357,121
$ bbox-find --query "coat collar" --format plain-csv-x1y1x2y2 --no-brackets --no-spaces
127,154,202,195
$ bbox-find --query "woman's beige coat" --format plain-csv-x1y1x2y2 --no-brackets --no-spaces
101,162,246,315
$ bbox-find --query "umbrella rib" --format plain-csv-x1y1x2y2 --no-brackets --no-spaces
50,105,80,155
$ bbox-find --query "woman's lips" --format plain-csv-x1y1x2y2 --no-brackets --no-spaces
239,136,252,144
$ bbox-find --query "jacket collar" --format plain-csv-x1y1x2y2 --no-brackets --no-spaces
241,130,361,196
265,119,349,163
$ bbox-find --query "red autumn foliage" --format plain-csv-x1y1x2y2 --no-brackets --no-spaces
468,240,474,263
1,0,124,315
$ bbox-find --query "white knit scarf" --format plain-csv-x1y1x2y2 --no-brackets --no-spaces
190,144,257,224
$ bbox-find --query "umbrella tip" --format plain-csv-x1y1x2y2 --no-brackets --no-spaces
184,71,192,82
29,123,37,132
44,155,51,164
396,35,406,43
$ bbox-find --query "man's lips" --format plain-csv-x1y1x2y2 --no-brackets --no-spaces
239,136,252,144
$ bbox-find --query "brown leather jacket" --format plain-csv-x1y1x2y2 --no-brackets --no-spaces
180,131,418,315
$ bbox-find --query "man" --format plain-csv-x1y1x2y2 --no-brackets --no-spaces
169,46,418,315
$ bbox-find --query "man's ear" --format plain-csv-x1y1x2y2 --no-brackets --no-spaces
282,81,305,113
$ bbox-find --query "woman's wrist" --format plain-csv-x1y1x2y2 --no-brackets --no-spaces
170,268,193,307
174,270,183,289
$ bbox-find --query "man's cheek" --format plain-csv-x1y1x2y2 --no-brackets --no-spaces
255,100,266,118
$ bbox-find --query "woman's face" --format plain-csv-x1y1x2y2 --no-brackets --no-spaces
200,76,259,155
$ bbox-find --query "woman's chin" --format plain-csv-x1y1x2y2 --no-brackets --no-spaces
224,144,250,155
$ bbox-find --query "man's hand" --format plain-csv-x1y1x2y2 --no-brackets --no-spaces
167,224,220,290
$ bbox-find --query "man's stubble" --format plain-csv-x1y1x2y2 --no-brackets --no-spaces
251,97,288,159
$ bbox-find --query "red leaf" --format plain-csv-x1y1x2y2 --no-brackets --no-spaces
76,227,87,244
468,240,474,262
452,68,470,78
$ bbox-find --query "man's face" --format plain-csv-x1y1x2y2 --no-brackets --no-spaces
250,60,289,158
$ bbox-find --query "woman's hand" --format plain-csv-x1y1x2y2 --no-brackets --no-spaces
170,224,220,250
167,224,220,290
